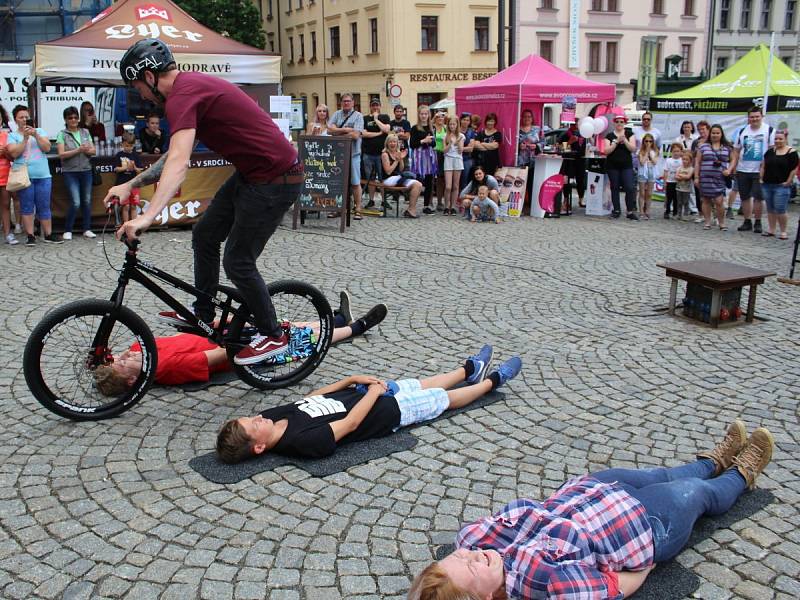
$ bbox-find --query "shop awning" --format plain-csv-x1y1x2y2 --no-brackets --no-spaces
33,0,280,86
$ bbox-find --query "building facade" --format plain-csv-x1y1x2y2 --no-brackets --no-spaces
515,0,710,109
261,0,498,120
710,0,800,75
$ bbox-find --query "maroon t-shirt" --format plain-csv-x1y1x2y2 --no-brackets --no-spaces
165,72,297,183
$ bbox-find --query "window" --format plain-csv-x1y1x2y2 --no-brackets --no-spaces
589,41,601,72
681,43,692,73
781,55,793,66
268,33,275,53
297,0,303,8
330,26,340,58
652,0,664,14
606,41,618,72
350,22,358,55
683,0,694,16
656,40,663,73
719,0,730,28
288,36,294,63
591,0,603,9
715,56,728,74
299,33,305,61
474,17,489,51
370,18,378,52
591,0,618,10
267,0,273,19
741,0,751,28
311,31,317,60
786,1,796,29
760,0,771,29
421,16,438,51
541,0,555,7
607,0,618,10
539,39,553,62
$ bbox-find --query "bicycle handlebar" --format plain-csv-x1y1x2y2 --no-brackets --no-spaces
106,195,141,250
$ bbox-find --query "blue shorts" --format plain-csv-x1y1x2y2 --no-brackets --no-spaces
18,177,53,219
762,183,791,214
350,153,362,186
390,378,449,429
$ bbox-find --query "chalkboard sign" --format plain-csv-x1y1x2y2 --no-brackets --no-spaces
293,135,352,232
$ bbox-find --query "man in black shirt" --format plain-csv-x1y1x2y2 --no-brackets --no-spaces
362,99,391,208
390,104,411,151
216,346,521,463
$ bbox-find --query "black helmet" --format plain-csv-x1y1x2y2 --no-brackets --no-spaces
119,39,175,85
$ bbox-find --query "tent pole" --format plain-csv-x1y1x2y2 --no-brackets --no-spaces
498,0,505,71
763,34,775,116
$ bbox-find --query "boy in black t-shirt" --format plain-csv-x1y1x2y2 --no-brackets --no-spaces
362,99,392,208
216,346,522,463
113,132,143,222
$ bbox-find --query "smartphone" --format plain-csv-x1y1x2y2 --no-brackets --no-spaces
25,118,33,128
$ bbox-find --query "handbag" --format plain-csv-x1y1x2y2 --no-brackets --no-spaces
7,164,30,192
400,170,417,181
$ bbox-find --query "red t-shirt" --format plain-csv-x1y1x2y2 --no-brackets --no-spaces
164,72,297,183
131,334,231,385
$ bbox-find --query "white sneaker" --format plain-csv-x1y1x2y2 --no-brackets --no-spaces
694,217,704,224
5,233,18,245
13,223,21,234
83,230,96,239
62,232,73,241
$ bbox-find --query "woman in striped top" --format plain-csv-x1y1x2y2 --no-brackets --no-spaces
694,124,733,231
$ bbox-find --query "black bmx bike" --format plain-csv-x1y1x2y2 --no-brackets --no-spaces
23,218,333,421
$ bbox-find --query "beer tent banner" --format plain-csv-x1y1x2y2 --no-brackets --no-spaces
455,55,616,166
32,0,280,86
651,45,800,145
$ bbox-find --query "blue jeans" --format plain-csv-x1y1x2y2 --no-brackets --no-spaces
63,170,93,233
606,166,636,214
192,173,301,337
593,460,747,562
762,183,791,214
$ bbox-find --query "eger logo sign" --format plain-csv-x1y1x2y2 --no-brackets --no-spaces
106,3,203,42
136,4,172,21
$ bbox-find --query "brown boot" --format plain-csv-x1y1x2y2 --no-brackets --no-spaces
733,428,775,489
697,420,747,475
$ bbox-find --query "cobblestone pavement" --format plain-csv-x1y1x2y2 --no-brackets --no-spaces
1,206,799,600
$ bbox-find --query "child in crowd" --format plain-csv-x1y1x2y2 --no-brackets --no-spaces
675,151,695,220
113,132,143,222
663,144,683,219
469,185,501,224
636,133,659,219
442,116,465,215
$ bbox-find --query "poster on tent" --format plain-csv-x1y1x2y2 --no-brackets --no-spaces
495,166,528,217
530,155,564,218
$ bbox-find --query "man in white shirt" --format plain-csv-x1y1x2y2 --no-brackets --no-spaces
731,106,775,233
633,112,663,150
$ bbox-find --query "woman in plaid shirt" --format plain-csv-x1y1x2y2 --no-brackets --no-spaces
409,421,774,600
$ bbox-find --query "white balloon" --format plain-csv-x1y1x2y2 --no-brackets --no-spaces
593,117,605,133
579,122,595,138
597,116,609,132
580,116,593,127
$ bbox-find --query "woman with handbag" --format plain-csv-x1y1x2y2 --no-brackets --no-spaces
694,124,733,231
410,105,438,215
56,105,96,240
381,134,423,218
7,105,62,246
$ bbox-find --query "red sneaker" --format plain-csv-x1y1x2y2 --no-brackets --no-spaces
234,332,289,365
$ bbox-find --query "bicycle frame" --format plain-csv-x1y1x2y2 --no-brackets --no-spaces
89,239,250,362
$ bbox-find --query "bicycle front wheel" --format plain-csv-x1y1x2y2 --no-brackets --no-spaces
226,280,333,390
23,299,158,421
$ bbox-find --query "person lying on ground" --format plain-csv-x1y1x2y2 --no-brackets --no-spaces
94,293,386,392
216,346,522,464
409,420,774,600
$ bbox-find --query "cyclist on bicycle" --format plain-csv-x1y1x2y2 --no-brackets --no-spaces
105,39,304,366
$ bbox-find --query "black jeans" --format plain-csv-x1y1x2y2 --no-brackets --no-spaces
192,173,301,337
665,182,678,215
606,166,636,214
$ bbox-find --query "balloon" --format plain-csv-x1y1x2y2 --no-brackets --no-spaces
579,121,595,138
580,116,593,127
593,117,605,133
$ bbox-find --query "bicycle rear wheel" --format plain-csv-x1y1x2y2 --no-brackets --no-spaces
23,299,157,421
226,280,333,390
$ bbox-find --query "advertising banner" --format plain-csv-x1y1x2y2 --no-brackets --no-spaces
530,155,564,218
494,166,528,217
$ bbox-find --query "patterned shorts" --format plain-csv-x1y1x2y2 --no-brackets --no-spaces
391,379,450,428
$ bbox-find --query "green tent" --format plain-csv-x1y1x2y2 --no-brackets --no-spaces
652,45,800,113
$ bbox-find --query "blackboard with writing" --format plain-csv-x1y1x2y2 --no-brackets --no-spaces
294,135,352,232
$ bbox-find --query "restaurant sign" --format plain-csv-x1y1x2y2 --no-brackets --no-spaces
408,72,495,83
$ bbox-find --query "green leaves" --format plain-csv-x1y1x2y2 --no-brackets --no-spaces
176,0,266,49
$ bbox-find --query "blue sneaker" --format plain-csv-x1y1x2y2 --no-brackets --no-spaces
491,357,522,388
466,344,493,384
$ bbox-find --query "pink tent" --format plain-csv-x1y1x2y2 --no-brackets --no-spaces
455,55,616,166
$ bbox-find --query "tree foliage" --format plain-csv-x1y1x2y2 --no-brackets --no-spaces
177,0,266,50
